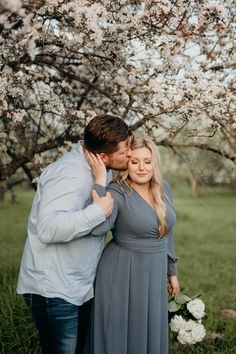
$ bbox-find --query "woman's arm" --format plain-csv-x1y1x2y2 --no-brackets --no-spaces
164,180,180,295
164,180,179,276
167,228,180,295
167,229,178,276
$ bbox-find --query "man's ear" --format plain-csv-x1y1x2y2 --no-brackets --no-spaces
99,153,109,165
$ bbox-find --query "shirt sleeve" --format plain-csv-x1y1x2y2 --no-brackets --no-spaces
90,183,124,236
37,169,106,244
164,181,178,276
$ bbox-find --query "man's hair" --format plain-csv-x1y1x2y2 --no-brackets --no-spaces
83,115,132,154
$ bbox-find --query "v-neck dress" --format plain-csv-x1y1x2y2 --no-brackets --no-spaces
84,181,178,354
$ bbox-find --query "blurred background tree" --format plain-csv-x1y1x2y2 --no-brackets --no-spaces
0,0,235,198
1,3,236,352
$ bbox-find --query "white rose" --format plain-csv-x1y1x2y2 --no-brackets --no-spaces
187,299,205,320
178,328,194,345
192,322,206,343
177,320,206,345
169,315,186,333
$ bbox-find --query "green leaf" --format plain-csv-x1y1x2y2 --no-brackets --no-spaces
174,293,192,305
168,301,181,312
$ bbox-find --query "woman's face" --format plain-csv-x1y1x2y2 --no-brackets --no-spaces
128,147,154,186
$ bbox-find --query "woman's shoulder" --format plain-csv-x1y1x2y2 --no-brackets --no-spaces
108,182,129,195
107,182,129,205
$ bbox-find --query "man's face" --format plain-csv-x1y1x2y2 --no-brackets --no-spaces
104,139,132,171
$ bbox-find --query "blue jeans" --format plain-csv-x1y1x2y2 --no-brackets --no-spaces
24,294,79,354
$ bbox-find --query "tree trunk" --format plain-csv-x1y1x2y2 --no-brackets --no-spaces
0,182,6,202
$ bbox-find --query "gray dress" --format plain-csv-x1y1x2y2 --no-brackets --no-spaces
85,181,178,354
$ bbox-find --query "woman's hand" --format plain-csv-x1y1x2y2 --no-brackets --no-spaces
85,150,107,186
167,275,180,297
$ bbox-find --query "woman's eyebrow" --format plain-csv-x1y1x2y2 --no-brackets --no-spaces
130,157,152,160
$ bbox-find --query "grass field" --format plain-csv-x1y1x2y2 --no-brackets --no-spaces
0,183,236,353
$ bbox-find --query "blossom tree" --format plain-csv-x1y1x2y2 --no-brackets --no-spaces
0,0,235,188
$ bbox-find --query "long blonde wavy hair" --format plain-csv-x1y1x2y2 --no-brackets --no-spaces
114,137,168,238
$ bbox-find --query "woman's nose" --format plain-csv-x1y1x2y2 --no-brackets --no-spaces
139,162,144,170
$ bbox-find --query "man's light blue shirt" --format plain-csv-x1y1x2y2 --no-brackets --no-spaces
17,142,111,305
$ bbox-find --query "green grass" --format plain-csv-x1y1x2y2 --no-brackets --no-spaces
0,188,40,354
0,184,236,353
169,184,236,353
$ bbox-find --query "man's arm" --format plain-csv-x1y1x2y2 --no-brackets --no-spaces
37,171,113,244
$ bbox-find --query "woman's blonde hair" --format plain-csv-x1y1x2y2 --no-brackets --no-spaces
114,137,168,237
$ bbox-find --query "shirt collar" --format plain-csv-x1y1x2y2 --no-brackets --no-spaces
76,141,91,169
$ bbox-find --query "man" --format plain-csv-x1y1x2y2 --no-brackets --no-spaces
17,115,132,354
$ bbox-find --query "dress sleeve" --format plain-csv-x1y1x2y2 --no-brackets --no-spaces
164,181,179,276
90,183,124,236
167,229,178,276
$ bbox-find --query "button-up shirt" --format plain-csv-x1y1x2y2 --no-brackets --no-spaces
17,142,111,305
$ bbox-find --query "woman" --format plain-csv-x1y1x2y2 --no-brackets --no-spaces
85,137,180,354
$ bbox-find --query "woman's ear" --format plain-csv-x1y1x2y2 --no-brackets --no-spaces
99,153,109,165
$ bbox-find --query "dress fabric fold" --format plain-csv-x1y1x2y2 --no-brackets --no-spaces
84,182,177,354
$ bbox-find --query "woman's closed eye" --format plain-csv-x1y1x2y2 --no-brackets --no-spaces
130,160,138,164
130,160,152,164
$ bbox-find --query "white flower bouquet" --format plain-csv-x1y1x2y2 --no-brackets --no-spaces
168,293,206,345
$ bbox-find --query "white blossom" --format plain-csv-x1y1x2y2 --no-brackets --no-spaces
33,154,44,166
8,109,26,123
204,2,226,18
0,0,22,12
169,315,187,333
231,123,236,130
177,320,206,345
187,299,205,320
0,0,235,183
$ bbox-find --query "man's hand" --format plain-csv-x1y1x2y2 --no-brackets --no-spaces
85,150,107,186
92,190,113,218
